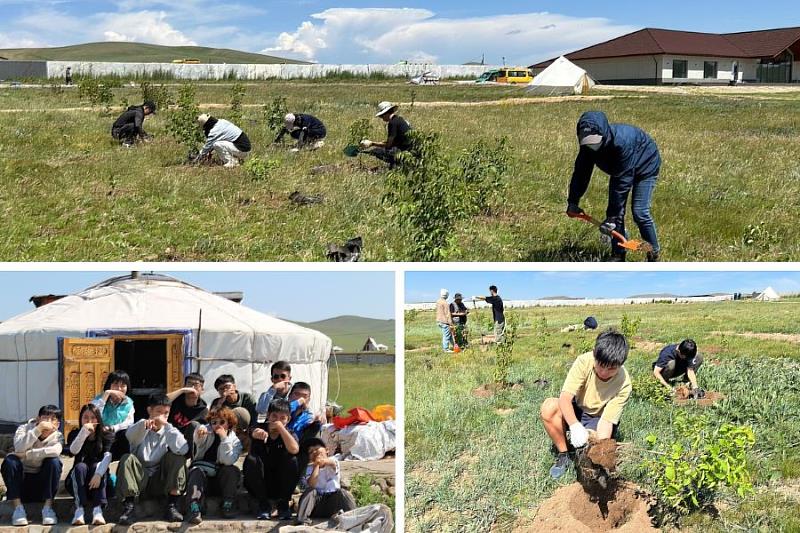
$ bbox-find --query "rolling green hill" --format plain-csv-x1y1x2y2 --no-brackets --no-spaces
298,315,395,353
0,42,307,64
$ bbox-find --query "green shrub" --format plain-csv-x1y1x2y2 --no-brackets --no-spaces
228,82,246,125
167,84,203,150
633,375,671,405
493,312,518,386
263,96,288,138
620,313,641,347
77,79,114,111
347,118,372,147
243,156,280,181
140,81,173,113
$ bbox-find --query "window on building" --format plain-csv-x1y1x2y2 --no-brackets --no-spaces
703,61,718,79
672,59,688,79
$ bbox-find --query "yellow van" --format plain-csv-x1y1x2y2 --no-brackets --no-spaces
496,67,533,84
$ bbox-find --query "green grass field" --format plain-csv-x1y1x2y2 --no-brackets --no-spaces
405,299,800,532
1,81,798,261
328,362,395,413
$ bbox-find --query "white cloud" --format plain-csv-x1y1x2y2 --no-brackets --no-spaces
263,8,636,64
97,11,196,46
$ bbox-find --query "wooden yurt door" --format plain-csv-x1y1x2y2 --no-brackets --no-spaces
61,338,114,434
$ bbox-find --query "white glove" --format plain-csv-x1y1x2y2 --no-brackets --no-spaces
569,422,588,448
359,139,373,149
290,147,300,153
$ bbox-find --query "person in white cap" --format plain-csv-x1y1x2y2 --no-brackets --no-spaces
193,114,251,168
274,113,326,152
435,289,454,353
359,101,412,167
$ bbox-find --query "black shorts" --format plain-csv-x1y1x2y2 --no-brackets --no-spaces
572,400,620,438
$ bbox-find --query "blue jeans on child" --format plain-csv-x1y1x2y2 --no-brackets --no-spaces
0,455,63,502
437,322,453,351
611,174,659,256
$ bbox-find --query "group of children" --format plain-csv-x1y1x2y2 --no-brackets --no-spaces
1,362,356,527
539,330,704,478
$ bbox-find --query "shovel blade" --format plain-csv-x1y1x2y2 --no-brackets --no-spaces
618,239,652,252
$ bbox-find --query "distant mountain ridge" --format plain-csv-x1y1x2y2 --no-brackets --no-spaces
0,42,307,64
294,315,395,353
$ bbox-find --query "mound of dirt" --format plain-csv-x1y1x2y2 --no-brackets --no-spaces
674,386,725,407
529,482,656,532
586,439,618,472
472,382,524,398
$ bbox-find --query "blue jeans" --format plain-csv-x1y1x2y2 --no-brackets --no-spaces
0,455,63,502
611,174,659,255
438,322,453,351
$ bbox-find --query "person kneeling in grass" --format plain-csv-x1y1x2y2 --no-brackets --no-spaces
652,339,704,396
117,393,189,525
295,438,356,526
0,405,63,526
194,113,252,168
64,403,114,526
539,329,632,479
186,407,243,524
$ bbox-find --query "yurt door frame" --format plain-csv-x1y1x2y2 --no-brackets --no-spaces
59,329,192,432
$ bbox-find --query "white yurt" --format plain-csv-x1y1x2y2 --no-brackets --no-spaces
0,273,331,426
526,56,596,96
755,286,780,301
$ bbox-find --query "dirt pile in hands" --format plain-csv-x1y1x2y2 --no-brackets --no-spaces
586,438,618,472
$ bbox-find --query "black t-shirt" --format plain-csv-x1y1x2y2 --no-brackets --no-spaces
449,302,468,325
655,344,701,371
485,295,505,323
211,392,257,427
386,115,412,150
249,422,297,467
169,393,208,429
65,427,114,465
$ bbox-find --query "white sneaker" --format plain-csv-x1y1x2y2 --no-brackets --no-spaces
72,506,85,525
91,506,106,525
312,140,325,149
11,505,28,526
42,505,58,525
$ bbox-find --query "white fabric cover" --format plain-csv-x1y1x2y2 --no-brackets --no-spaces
755,287,780,301
527,56,596,95
0,276,331,423
322,421,396,461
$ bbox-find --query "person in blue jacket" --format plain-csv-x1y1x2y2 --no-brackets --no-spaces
566,111,661,262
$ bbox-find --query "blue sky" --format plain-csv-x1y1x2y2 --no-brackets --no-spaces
1,1,795,64
405,271,800,303
0,271,394,323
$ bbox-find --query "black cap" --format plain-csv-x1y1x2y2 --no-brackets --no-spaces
583,316,598,330
143,100,157,113
454,293,463,300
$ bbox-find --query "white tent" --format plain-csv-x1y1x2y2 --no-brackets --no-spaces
526,56,595,96
755,286,780,301
0,274,331,425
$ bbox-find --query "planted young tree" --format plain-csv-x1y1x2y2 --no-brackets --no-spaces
347,118,372,147
644,413,755,520
243,156,280,181
167,84,203,152
78,79,114,112
263,96,288,140
620,313,641,347
493,312,518,387
140,81,172,113
228,82,246,125
383,131,510,261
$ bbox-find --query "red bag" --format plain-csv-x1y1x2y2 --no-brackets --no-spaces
332,407,375,429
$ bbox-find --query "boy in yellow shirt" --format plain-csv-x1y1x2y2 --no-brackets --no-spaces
539,330,632,479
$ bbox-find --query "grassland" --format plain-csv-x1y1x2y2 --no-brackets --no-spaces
0,42,304,64
405,298,800,531
328,362,395,413
1,81,799,261
301,315,396,352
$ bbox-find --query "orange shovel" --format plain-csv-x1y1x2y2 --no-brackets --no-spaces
450,325,461,353
568,212,652,252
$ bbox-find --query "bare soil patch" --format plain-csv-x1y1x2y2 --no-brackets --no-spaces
674,386,725,407
528,481,656,532
472,381,524,398
712,331,800,343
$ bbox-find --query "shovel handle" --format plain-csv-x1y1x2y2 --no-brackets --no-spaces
569,211,633,246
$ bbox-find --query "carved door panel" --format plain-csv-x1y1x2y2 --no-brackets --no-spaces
166,336,184,394
61,338,114,434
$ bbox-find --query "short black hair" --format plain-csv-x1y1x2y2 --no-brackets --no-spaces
38,404,62,421
593,329,629,368
303,437,326,453
291,382,311,395
148,393,171,407
271,361,291,374
103,370,131,392
142,100,156,112
214,374,235,390
678,339,697,358
489,285,498,293
185,372,205,385
268,398,292,416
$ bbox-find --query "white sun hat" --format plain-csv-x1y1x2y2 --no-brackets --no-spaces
375,101,398,117
197,113,211,126
284,113,296,129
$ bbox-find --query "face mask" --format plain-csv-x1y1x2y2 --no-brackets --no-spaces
585,142,602,152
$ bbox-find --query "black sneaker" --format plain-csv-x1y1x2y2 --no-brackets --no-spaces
118,501,136,525
549,452,572,480
221,501,236,519
646,250,660,262
277,507,293,520
165,503,183,522
609,251,627,262
188,501,202,524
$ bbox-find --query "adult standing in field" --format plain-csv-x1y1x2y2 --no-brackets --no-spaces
65,67,73,86
652,339,704,396
475,285,505,344
359,101,412,167
449,293,469,348
275,113,327,152
435,289,454,353
194,113,252,168
566,111,661,262
111,101,156,148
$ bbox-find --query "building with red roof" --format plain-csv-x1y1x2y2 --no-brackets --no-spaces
531,27,800,85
